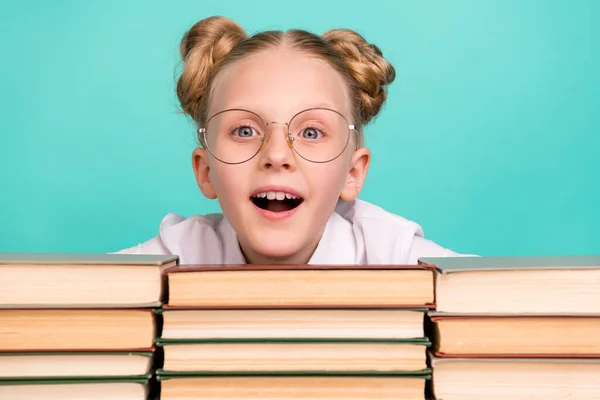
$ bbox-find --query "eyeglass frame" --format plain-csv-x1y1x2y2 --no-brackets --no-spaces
197,107,359,165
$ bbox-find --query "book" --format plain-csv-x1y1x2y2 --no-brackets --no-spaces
0,352,153,380
157,340,431,374
165,264,434,308
430,354,600,400
428,312,600,357
0,309,155,351
159,308,426,340
0,252,178,308
0,378,149,400
419,255,600,314
158,376,428,400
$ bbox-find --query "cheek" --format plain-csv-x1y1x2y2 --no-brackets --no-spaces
209,164,250,199
305,161,349,196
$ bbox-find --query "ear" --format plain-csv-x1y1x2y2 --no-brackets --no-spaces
340,147,370,201
192,148,217,199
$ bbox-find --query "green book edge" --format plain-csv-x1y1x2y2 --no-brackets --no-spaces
156,369,432,379
420,255,600,273
156,338,431,345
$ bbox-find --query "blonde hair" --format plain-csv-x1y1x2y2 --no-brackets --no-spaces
176,16,395,144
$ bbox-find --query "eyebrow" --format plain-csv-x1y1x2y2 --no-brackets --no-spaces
216,103,343,117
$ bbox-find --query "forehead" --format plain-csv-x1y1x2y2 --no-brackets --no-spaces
209,47,352,120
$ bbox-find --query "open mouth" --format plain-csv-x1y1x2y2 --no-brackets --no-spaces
251,191,304,213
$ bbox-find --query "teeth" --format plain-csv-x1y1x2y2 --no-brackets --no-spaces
253,191,299,200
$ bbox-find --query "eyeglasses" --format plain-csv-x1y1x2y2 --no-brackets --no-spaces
197,108,357,164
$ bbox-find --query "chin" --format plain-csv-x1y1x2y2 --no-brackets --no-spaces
252,242,304,261
242,231,311,264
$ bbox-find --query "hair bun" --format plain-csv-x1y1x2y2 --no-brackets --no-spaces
323,29,395,125
176,16,247,120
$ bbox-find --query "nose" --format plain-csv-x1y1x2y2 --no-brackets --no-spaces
258,122,295,171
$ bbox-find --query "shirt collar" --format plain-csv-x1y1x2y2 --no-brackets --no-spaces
217,211,358,265
308,212,358,264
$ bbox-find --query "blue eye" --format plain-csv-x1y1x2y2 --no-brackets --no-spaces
301,127,322,140
236,126,256,137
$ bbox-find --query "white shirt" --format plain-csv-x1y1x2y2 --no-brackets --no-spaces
116,199,464,264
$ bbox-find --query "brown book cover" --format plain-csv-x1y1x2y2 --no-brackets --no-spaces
165,264,436,273
162,304,435,309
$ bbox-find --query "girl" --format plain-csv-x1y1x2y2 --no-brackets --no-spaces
118,16,464,264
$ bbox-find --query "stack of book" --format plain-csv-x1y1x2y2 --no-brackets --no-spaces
156,264,436,400
419,255,600,400
0,252,178,400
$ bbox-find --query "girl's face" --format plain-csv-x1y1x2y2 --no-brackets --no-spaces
192,47,370,264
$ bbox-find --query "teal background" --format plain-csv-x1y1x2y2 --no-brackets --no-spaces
0,0,598,256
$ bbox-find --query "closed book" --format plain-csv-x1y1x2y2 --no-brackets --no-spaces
430,353,600,400
0,377,149,400
158,308,426,341
157,339,431,375
165,264,434,308
428,312,600,357
419,255,600,314
0,309,155,352
0,351,153,380
0,252,177,308
158,375,429,400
